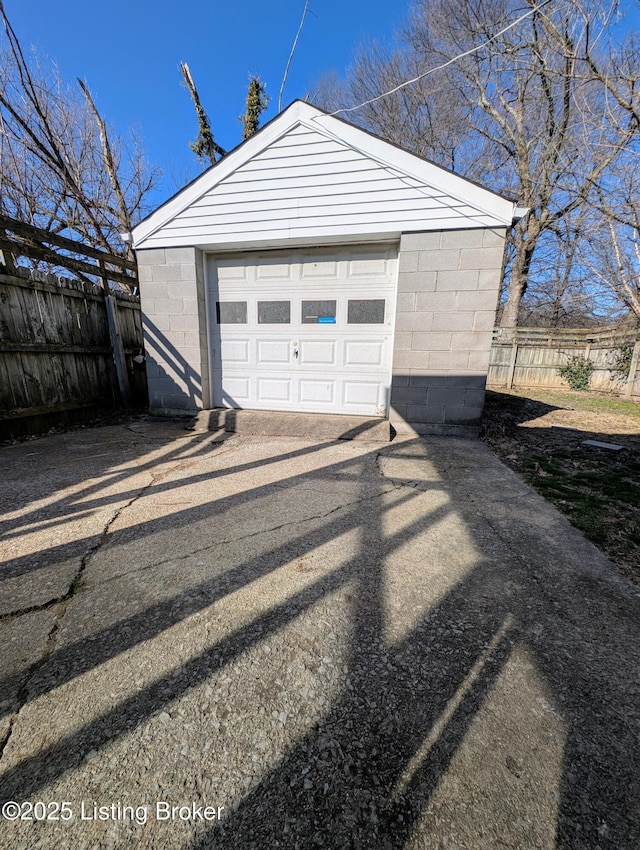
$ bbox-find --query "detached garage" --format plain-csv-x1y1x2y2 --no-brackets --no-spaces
132,101,522,434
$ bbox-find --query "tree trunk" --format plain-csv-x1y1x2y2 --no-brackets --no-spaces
500,219,538,328
500,273,525,328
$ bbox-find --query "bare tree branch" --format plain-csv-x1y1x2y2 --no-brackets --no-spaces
77,78,133,259
0,2,157,254
315,0,640,328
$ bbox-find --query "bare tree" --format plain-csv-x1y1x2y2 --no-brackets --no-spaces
315,0,640,328
314,41,467,169
514,205,629,326
0,1,157,253
582,167,640,321
409,0,640,327
574,16,640,323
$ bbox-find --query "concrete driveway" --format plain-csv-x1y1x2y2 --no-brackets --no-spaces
0,419,639,850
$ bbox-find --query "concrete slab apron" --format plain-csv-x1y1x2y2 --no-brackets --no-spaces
1,427,639,850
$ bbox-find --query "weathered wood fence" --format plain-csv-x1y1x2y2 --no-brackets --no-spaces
0,215,147,439
488,326,640,398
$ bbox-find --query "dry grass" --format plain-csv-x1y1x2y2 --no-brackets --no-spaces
482,389,640,584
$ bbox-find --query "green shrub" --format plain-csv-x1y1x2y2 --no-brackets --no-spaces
612,345,634,380
558,355,594,390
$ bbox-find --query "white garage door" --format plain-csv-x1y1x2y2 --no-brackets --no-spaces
207,245,398,416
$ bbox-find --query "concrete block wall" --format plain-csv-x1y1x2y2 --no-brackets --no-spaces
137,247,210,415
390,228,506,435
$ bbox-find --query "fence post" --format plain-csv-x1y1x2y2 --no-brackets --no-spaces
506,341,519,389
105,294,131,405
0,229,16,273
624,340,640,399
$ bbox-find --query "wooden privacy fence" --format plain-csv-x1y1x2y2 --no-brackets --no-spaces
488,326,640,398
0,215,147,439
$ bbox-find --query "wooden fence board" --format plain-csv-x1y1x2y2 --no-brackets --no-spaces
6,283,24,341
0,216,147,438
489,328,640,396
0,213,137,271
0,353,17,409
1,274,145,434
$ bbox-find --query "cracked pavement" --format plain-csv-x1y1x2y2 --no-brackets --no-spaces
0,418,639,849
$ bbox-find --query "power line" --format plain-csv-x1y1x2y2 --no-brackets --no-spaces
328,0,554,117
279,0,311,113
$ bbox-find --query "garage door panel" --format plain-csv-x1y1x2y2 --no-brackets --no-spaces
299,340,337,366
343,380,381,406
256,262,293,280
348,254,393,278
344,340,384,366
300,259,339,279
299,379,335,404
219,375,250,403
257,377,292,402
216,262,249,282
257,340,291,364
220,340,250,363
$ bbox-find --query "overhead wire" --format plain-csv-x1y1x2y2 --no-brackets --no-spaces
279,0,311,112
327,0,555,117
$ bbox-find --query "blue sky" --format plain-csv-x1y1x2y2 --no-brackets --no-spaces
4,1,410,204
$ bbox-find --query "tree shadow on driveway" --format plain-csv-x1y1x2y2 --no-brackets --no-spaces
0,430,639,849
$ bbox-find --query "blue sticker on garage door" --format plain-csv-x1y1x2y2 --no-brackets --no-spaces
318,317,336,324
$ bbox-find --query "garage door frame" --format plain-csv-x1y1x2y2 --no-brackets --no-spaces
205,244,399,417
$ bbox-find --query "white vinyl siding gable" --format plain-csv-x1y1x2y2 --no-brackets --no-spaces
133,103,516,251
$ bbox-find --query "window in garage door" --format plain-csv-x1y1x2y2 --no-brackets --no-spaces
216,301,247,324
258,301,291,324
347,299,386,324
301,300,337,324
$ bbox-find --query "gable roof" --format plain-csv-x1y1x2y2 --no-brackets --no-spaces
132,101,520,252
